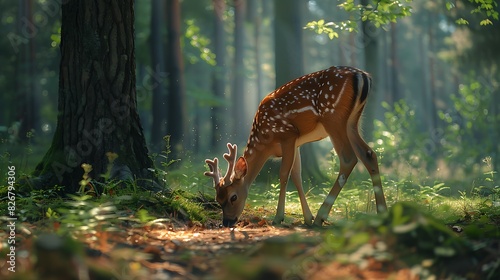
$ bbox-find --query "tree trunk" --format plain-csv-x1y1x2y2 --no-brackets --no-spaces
359,0,379,142
232,0,247,142
427,17,438,141
18,0,40,142
33,0,154,193
274,0,303,83
211,0,227,149
389,22,401,103
150,0,167,152
166,0,186,156
274,0,325,183
252,0,263,103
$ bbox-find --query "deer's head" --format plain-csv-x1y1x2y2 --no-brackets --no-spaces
204,143,248,227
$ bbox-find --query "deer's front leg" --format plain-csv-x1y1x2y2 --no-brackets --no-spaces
290,148,313,225
273,138,297,225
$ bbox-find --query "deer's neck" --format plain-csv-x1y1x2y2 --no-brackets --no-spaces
241,145,271,190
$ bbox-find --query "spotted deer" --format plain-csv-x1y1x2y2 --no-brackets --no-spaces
205,66,387,227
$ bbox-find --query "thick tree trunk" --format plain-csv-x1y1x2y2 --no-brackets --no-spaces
166,0,186,156
33,0,154,193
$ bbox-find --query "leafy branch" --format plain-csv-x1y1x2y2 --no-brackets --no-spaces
304,0,413,38
447,0,499,26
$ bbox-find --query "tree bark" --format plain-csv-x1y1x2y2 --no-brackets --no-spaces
33,0,154,193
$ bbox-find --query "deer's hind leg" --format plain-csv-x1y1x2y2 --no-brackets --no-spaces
314,125,358,226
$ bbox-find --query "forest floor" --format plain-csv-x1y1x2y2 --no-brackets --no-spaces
2,203,499,280
1,219,417,280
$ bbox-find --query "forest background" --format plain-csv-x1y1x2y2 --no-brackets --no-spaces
0,0,499,279
1,0,498,187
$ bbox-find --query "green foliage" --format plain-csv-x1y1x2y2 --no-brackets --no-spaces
149,135,181,188
312,202,498,278
50,26,61,47
305,0,413,38
416,182,450,210
304,19,355,39
448,0,499,25
438,76,499,171
373,100,429,169
55,194,121,236
184,19,216,66
307,0,499,39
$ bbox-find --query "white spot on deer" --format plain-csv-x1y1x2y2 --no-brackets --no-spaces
329,85,333,91
324,194,337,206
339,174,346,188
377,204,386,212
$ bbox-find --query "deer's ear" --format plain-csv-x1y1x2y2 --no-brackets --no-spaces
233,157,247,180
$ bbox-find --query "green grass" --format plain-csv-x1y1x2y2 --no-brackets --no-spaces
1,139,499,279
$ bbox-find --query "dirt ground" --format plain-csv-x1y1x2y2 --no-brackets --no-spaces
1,218,425,280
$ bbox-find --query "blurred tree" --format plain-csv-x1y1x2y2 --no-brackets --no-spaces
210,0,227,149
359,0,379,141
232,0,247,142
18,0,40,142
388,22,401,103
33,0,154,192
247,0,263,103
274,0,326,182
149,0,167,152
166,0,186,156
274,0,303,82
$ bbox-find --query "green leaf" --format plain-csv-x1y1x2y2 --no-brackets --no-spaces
393,221,418,233
480,19,493,25
456,18,469,25
434,246,456,257
328,32,338,39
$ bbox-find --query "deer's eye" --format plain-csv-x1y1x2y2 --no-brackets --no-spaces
230,194,238,203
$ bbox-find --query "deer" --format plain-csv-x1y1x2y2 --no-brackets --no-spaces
204,66,387,227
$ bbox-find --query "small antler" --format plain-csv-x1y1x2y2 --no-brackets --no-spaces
222,143,237,186
204,158,221,188
205,143,238,189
